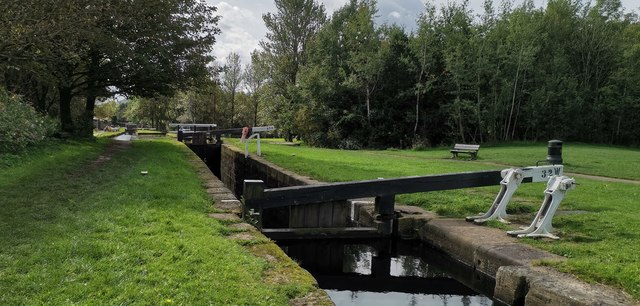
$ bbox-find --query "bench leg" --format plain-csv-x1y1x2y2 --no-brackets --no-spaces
471,153,477,160
451,152,457,159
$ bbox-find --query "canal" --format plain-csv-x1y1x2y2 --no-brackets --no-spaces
277,239,500,306
186,142,503,305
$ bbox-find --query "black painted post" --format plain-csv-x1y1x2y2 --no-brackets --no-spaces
547,140,563,165
371,239,392,279
375,195,395,236
243,180,265,229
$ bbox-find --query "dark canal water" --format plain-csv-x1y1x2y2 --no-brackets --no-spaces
277,239,498,306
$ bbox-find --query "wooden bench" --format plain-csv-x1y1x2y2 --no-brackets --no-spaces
450,144,480,160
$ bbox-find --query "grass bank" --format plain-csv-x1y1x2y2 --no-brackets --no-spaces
229,139,640,300
0,138,317,305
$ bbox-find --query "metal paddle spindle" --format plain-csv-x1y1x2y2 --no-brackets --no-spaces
468,140,578,239
466,165,565,224
507,175,576,239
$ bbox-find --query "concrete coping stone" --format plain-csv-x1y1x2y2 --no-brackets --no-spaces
214,200,242,213
206,187,232,194
495,266,637,306
419,219,564,273
207,213,241,222
209,193,238,201
229,232,257,241
204,181,226,188
229,223,257,231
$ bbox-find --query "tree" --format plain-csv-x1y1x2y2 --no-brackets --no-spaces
260,0,326,140
2,0,220,136
261,0,326,89
221,52,243,127
411,2,441,140
438,1,477,143
342,0,381,124
94,100,118,122
245,51,269,126
123,96,179,130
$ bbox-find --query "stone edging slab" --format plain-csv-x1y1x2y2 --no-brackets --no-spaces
391,205,637,306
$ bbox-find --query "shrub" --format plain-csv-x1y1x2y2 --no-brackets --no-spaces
0,88,58,153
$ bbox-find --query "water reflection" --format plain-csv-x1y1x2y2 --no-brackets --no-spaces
327,291,493,306
279,240,496,306
114,134,136,141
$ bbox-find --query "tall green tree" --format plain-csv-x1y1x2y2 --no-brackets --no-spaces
260,0,326,140
222,52,243,127
245,51,269,126
342,0,381,124
411,2,449,144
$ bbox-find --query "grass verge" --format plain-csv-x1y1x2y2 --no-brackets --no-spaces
227,138,640,300
0,138,317,305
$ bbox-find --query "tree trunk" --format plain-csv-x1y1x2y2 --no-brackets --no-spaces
81,94,97,137
59,86,74,133
505,45,523,141
212,94,216,123
230,91,235,127
457,99,466,143
366,87,371,123
476,73,483,143
33,84,49,114
253,97,258,127
414,94,420,136
79,50,100,137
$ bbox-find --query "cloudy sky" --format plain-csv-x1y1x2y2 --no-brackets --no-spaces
209,0,639,65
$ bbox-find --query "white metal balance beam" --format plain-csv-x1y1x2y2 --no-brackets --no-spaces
507,175,576,239
243,126,276,157
466,165,564,224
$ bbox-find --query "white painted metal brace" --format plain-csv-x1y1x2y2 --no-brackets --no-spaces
507,175,576,239
466,165,564,224
243,126,275,157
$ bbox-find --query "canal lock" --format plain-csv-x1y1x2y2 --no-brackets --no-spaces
188,142,505,306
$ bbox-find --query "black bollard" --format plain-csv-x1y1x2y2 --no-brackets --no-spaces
547,140,563,165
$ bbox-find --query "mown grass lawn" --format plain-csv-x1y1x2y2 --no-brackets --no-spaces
229,138,640,300
0,138,316,305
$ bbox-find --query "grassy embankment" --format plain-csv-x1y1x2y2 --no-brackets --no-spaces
229,138,640,300
93,127,125,138
0,138,317,305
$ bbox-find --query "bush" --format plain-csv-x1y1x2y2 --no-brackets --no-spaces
0,88,58,153
411,136,431,151
337,138,363,150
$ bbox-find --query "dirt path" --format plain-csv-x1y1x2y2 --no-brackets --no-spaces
563,172,640,185
70,139,131,177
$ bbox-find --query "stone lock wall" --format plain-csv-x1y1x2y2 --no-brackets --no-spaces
220,144,320,196
220,144,349,229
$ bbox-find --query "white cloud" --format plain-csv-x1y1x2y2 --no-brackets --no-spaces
321,0,349,13
388,11,402,19
387,11,402,19
212,1,266,65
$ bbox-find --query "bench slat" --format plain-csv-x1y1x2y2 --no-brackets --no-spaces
450,144,480,160
453,144,480,150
